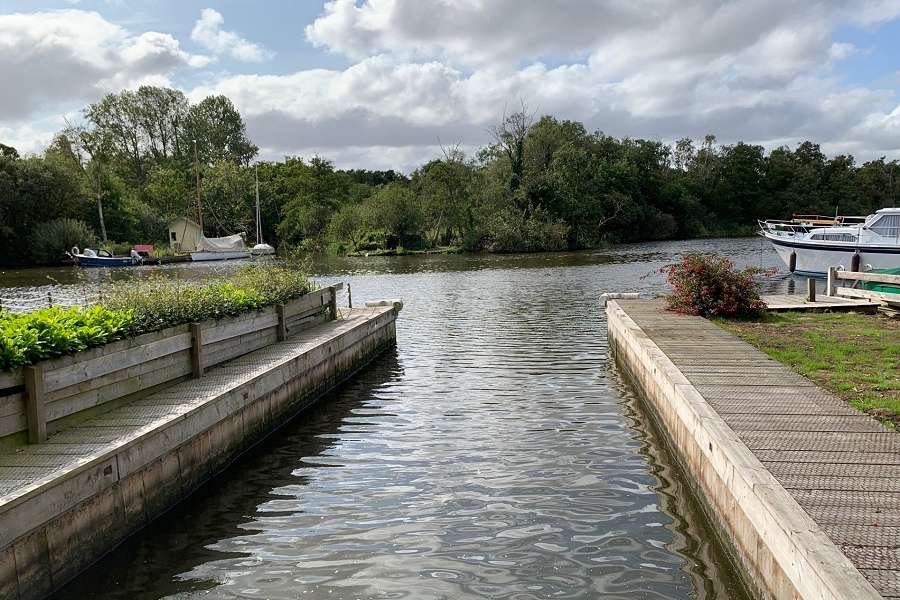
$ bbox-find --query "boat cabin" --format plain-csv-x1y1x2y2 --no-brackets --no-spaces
168,217,203,252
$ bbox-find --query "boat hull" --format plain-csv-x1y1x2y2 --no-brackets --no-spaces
75,255,138,267
765,234,900,276
190,251,252,262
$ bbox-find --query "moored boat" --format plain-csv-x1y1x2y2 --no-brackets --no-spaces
71,247,143,267
760,208,900,276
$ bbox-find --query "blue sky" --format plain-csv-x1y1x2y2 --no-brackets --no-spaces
1,1,899,170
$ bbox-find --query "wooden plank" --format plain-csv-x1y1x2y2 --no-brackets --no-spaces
43,332,192,392
205,329,278,368
39,325,187,370
836,287,900,305
201,310,277,345
286,312,328,334
191,323,203,378
23,364,46,444
837,270,900,285
0,410,27,438
0,370,23,390
44,354,192,424
283,289,330,319
276,304,287,341
45,349,189,404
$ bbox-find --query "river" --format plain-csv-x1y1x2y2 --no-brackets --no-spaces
3,238,790,599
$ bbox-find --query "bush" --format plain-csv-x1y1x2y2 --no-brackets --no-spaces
31,218,96,263
664,253,767,318
0,265,312,370
0,306,136,370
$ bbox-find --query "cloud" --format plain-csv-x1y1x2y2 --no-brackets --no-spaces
0,10,206,123
190,8,272,62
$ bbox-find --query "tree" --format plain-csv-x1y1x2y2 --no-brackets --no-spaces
490,101,534,195
0,143,18,159
185,96,258,166
366,183,424,249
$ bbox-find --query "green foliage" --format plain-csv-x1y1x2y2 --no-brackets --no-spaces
0,306,136,370
101,265,310,334
32,219,97,263
0,266,312,370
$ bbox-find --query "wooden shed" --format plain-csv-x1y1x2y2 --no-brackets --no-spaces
168,217,203,252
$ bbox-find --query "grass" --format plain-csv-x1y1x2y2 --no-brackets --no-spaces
718,312,900,426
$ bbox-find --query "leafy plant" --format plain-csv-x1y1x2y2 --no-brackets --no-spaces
0,305,136,370
663,253,769,318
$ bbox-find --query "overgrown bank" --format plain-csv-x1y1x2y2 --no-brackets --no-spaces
0,265,310,370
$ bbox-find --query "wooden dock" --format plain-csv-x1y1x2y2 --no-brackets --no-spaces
610,300,899,599
763,293,879,312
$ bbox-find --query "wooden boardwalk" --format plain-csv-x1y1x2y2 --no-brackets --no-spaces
763,293,879,312
618,300,900,599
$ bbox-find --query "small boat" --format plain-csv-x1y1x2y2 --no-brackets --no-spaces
71,247,143,267
760,208,900,276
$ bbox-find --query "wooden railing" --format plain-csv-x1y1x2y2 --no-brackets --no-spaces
0,285,342,446
827,267,900,304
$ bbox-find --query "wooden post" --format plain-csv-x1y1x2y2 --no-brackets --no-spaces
23,364,47,443
276,303,287,341
190,323,204,378
807,278,816,303
347,284,352,309
826,267,838,297
328,286,338,321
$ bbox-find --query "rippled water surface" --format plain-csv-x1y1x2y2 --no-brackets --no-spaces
29,238,789,599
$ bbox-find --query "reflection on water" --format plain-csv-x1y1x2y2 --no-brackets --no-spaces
42,238,781,599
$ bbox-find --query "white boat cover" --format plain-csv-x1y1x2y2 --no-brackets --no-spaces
196,234,246,252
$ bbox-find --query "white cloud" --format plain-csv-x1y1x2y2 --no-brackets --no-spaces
190,8,272,62
0,10,206,123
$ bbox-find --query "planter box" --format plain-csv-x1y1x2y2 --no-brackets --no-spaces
0,286,339,448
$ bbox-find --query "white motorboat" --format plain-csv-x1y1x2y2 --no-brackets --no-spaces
760,208,900,276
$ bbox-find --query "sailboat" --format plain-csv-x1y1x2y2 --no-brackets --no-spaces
250,165,275,256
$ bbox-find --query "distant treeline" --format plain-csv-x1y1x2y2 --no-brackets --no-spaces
2,86,899,265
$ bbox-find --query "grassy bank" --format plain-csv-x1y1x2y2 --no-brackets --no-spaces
719,312,900,426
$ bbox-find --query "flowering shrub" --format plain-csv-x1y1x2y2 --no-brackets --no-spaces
663,253,769,318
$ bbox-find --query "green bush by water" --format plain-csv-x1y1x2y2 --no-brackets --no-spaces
0,265,311,371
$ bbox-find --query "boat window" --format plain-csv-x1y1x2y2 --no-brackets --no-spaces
171,231,177,241
810,233,858,242
870,214,900,237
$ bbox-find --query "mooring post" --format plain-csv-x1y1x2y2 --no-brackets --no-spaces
347,284,352,309
23,364,47,443
807,278,816,303
328,286,338,321
276,303,287,341
826,267,838,297
190,323,204,378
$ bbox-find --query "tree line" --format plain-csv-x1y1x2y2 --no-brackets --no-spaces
2,87,899,265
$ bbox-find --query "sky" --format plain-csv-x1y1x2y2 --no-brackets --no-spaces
1,0,900,172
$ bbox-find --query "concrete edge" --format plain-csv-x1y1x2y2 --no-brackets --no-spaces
606,300,881,600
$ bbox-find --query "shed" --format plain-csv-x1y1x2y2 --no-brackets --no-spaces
168,217,203,252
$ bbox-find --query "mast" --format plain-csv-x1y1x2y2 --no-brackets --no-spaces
255,164,263,244
193,139,203,232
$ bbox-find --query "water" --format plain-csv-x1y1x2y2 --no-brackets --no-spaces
8,238,788,599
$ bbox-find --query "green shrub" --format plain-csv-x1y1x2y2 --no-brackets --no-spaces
0,306,136,370
31,219,96,263
0,265,311,370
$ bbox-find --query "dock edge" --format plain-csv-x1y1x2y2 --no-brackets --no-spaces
606,300,881,600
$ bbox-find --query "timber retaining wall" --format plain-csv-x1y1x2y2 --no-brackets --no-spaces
0,303,398,600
